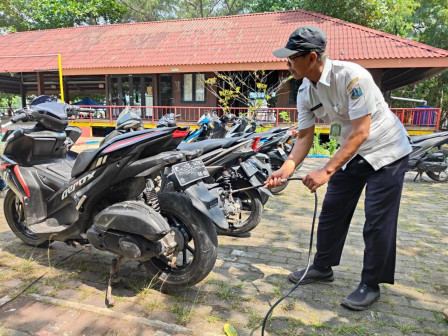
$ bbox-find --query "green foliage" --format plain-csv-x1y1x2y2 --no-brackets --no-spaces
308,129,339,156
249,0,419,36
0,0,127,32
204,70,291,117
390,0,448,129
279,110,292,124
248,0,447,128
326,139,339,156
119,0,247,21
0,93,21,111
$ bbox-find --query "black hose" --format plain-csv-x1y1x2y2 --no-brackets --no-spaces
0,249,83,309
260,182,318,336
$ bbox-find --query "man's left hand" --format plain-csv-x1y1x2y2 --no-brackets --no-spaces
302,168,331,192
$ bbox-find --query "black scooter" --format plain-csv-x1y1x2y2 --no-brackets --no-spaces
105,108,273,236
1,97,227,304
408,131,448,181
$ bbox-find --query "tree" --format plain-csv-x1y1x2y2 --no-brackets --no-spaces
204,70,291,118
118,0,248,22
249,0,419,36
0,93,20,114
390,0,448,128
117,0,178,22
248,0,448,128
0,0,127,33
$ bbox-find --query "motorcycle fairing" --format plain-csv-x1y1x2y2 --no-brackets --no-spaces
410,131,448,144
184,182,228,229
70,128,169,178
1,127,186,240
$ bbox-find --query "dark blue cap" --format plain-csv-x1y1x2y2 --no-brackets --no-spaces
273,26,327,58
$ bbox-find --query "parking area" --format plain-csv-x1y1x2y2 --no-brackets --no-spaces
0,157,447,336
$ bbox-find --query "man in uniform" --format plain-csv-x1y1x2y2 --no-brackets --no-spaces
265,26,412,310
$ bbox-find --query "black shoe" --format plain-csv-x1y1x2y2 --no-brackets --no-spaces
341,283,380,311
288,264,334,284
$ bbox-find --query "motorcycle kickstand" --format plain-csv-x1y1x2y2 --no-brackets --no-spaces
105,256,125,307
414,171,423,182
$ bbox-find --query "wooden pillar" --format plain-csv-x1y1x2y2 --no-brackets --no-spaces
64,79,70,103
368,68,383,90
20,75,27,107
37,72,45,95
105,75,110,105
153,74,158,106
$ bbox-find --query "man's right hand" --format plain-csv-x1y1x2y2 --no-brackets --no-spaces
264,160,296,188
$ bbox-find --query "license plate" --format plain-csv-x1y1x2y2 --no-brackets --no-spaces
278,147,286,156
241,161,258,177
172,159,210,186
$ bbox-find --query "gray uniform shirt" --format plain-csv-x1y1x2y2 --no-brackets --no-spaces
297,58,412,170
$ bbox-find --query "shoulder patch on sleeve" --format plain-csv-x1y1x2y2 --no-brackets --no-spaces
346,77,359,91
349,85,363,100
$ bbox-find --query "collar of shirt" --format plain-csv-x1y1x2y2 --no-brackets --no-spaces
317,58,332,87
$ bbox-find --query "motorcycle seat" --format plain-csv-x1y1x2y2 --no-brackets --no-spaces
245,132,277,140
266,126,289,133
177,136,246,154
36,159,75,182
71,128,170,178
410,131,448,144
71,149,99,177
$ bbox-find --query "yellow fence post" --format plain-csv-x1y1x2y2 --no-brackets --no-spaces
58,54,64,102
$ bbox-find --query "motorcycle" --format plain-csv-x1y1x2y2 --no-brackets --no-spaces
177,136,272,235
1,97,227,304
183,110,234,142
105,108,273,236
220,115,302,193
408,131,448,181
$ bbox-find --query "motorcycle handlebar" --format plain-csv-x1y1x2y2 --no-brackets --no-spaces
10,109,30,123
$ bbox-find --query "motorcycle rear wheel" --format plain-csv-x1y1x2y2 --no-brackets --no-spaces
426,169,448,182
142,192,217,289
4,190,51,247
216,180,263,235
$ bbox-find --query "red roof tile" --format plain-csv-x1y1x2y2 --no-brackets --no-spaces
0,10,447,73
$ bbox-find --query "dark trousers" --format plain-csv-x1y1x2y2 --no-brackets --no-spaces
313,154,409,286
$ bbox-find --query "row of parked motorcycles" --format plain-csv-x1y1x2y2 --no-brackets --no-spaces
1,96,447,305
0,96,298,304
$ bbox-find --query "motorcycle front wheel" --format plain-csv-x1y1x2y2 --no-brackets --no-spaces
426,149,448,182
142,192,217,289
4,190,51,247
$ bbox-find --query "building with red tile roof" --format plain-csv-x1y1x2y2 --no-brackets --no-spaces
0,9,447,110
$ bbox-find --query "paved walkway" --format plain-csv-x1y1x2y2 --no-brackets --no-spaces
0,158,447,336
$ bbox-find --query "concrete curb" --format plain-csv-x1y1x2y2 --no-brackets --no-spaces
28,293,193,335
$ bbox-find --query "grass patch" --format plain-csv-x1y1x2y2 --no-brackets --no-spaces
210,280,242,302
246,308,263,329
329,324,369,335
170,303,194,325
204,314,222,324
144,299,164,311
0,326,8,336
396,322,420,334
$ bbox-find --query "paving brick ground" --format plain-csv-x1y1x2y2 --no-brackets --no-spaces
0,154,447,336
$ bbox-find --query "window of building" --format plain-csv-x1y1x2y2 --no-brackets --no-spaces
182,73,206,102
